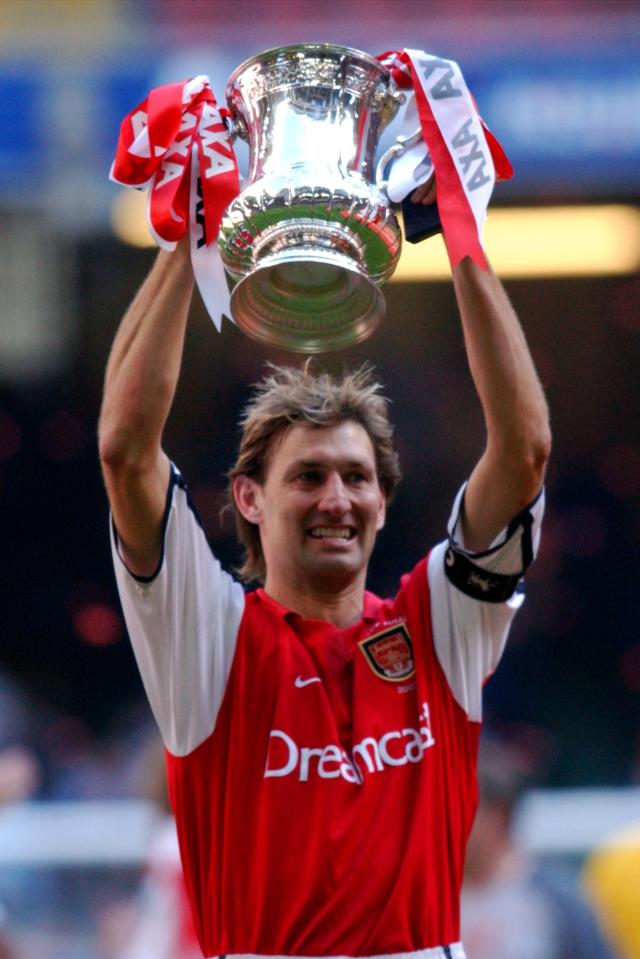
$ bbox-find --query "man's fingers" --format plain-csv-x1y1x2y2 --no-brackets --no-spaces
410,177,437,206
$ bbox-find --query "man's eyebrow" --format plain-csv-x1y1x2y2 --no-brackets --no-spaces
285,457,373,473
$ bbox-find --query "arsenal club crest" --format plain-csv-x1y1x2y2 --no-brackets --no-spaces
359,623,415,682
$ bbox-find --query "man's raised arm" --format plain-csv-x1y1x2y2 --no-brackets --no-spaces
98,238,194,577
410,180,550,553
451,256,551,552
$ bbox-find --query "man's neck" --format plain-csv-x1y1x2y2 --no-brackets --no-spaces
263,573,366,628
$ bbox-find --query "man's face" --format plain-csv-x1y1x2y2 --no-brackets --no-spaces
240,420,386,592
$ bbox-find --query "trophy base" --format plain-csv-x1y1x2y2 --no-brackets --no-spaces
230,248,385,353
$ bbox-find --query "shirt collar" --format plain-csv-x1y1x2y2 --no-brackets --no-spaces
255,587,381,626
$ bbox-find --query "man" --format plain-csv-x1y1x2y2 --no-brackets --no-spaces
99,179,551,959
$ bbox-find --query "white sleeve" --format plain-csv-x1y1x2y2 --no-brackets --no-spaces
428,485,545,722
111,464,245,756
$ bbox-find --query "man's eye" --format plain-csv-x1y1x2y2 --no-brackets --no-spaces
299,470,322,483
346,472,366,484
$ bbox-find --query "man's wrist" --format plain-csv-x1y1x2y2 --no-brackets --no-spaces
174,234,191,261
157,235,193,279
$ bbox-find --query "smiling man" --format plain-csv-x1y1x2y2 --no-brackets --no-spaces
99,183,550,959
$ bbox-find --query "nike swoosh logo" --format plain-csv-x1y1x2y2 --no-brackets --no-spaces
294,675,322,688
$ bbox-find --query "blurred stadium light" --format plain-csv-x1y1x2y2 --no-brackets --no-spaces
110,189,640,279
396,205,640,279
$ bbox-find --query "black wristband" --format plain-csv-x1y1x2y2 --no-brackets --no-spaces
401,195,442,244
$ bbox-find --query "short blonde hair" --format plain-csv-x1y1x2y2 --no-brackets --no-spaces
227,363,401,583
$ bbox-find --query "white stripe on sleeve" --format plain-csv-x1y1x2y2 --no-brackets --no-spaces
111,466,245,756
428,487,545,722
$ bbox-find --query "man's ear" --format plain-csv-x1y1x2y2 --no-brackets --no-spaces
233,475,263,525
376,491,386,532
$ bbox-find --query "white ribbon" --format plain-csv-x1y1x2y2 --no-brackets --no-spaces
386,95,434,203
188,144,231,332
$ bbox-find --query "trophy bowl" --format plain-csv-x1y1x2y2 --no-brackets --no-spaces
218,43,403,353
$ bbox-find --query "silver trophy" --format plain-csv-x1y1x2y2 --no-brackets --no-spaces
218,43,406,353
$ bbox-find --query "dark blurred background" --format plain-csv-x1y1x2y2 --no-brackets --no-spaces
1,0,639,800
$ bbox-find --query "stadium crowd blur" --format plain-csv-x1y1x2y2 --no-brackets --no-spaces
1,0,639,956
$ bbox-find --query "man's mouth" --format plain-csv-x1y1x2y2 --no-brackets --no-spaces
308,526,355,541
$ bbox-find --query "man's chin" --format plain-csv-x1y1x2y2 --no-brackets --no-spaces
301,550,367,587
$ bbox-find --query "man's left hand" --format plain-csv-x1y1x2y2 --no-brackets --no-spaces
410,177,437,206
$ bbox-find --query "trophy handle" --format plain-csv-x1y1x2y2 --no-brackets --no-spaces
223,110,242,142
375,127,426,199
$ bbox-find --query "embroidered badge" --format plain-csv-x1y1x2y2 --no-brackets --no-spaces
359,623,415,682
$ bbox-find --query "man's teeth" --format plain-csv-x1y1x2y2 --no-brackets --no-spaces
309,527,352,540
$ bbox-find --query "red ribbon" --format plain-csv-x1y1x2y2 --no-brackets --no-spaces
378,50,514,269
110,76,239,248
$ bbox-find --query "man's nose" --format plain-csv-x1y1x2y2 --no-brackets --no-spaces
318,474,350,514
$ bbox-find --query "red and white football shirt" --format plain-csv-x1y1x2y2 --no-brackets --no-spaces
112,466,543,959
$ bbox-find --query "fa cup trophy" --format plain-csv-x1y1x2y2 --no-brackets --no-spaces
112,44,510,353
218,43,405,352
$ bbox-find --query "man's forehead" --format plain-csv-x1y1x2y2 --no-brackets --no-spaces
268,420,376,469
